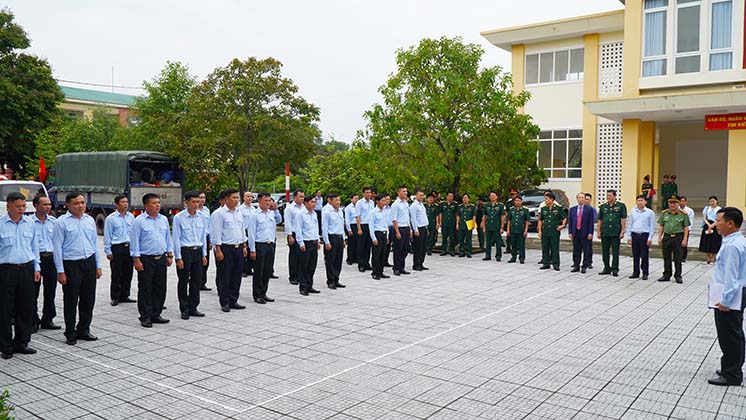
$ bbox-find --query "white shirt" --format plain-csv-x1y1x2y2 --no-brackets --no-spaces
681,206,695,231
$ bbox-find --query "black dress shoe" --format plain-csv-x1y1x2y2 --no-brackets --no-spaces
327,283,337,289
269,274,279,279
589,264,594,269
612,272,619,277
421,267,429,270
181,313,190,320
599,270,611,275
200,286,212,291
520,260,525,264
221,305,231,312
482,257,491,261
111,299,119,306
642,274,648,280
358,267,366,272
675,277,683,284
629,273,640,279
400,270,411,275
40,322,61,330
66,336,78,345
427,251,432,255
507,258,516,263
262,296,275,302
1,352,12,360
308,288,321,294
140,320,153,328
372,275,381,280
412,267,423,272
380,274,390,279
708,376,741,386
335,283,346,288
254,297,267,304
393,270,401,276
299,290,309,296
657,276,671,282
540,265,551,270
152,317,170,324
189,310,205,317
466,254,472,258
290,279,299,285
440,252,448,256
14,346,37,355
76,333,98,341
458,254,465,258
580,267,587,274
570,267,580,273
229,303,246,310
553,267,560,271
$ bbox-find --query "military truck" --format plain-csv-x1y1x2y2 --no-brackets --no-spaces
51,151,183,235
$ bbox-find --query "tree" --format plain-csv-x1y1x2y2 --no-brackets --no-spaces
362,36,542,197
0,8,63,174
180,57,320,193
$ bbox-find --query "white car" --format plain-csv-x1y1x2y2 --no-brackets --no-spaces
0,180,49,215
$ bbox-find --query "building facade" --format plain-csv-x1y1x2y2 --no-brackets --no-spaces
59,86,138,126
483,0,746,210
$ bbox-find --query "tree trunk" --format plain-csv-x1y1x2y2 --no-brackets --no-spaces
249,165,259,192
450,175,461,198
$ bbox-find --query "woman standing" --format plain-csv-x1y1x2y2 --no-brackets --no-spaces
699,196,722,263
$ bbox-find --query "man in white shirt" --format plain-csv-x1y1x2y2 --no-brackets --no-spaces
284,190,305,285
680,196,695,262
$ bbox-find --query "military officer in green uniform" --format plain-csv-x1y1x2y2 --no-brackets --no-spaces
660,174,671,211
597,189,627,277
456,193,477,258
505,189,519,254
481,191,505,261
538,191,566,270
439,192,458,256
641,175,654,210
506,196,530,264
424,193,439,255
657,194,690,284
476,196,486,249
670,174,679,197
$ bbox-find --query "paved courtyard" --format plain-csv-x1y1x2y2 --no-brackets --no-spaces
2,238,745,420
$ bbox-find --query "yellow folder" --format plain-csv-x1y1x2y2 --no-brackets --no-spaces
466,219,476,231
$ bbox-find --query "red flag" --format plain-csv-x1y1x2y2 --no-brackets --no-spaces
38,156,47,182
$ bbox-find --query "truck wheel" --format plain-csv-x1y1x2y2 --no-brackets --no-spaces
95,212,106,236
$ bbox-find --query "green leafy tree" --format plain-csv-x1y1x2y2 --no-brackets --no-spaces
0,8,63,174
0,389,15,420
362,36,542,197
180,57,321,193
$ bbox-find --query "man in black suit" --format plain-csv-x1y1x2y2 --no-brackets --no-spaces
568,193,595,273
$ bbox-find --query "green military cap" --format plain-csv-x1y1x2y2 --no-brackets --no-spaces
667,194,680,203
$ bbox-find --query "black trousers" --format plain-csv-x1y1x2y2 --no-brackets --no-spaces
253,243,274,299
393,227,411,272
137,255,167,322
715,305,745,383
412,227,428,269
201,235,210,287
34,253,57,325
662,233,684,278
441,226,456,254
315,210,322,235
110,243,133,300
372,231,387,276
324,234,344,285
288,234,300,282
357,224,372,269
299,240,318,291
384,227,395,264
631,232,650,275
62,256,97,338
346,231,357,264
217,245,243,306
571,233,593,269
0,262,34,353
243,231,254,276
176,247,202,314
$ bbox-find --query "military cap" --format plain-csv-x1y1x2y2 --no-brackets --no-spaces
667,194,680,203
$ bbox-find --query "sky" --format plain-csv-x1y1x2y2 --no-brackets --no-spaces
5,0,622,143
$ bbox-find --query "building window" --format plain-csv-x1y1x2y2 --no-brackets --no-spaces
675,0,701,74
643,0,668,76
525,48,584,85
537,129,582,179
710,0,733,70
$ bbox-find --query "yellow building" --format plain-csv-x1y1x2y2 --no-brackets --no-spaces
59,86,138,126
482,0,746,211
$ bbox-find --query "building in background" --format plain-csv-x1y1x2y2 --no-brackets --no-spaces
59,86,138,126
483,0,746,210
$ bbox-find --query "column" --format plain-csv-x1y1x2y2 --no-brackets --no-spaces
727,130,746,211
581,34,599,201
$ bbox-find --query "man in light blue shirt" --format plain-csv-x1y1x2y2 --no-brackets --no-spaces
246,192,282,304
53,192,102,346
210,188,248,312
31,195,59,332
355,187,375,272
391,186,413,276
198,191,212,291
625,194,657,280
284,190,305,286
104,195,135,306
344,194,359,266
295,196,321,296
370,193,391,280
409,189,429,272
708,207,746,386
314,190,324,236
0,192,41,359
240,192,256,277
130,193,173,328
322,193,346,290
172,190,208,319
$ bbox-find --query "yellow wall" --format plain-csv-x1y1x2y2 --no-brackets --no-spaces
622,1,642,97
727,130,746,211
581,34,599,198
620,119,655,203
512,44,525,96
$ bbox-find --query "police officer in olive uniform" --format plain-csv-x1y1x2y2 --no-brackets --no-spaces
507,196,530,264
657,194,690,284
641,175,654,210
476,196,486,249
597,189,627,277
424,193,439,255
456,194,477,258
538,191,566,270
505,189,519,254
439,192,458,256
482,191,505,261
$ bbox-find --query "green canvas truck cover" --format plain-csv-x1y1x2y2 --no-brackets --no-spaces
55,151,174,193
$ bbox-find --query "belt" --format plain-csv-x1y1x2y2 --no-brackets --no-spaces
256,242,273,246
329,234,343,237
304,240,318,244
631,232,648,235
0,261,33,270
222,244,242,248
665,233,684,238
112,242,130,248
142,254,166,260
181,246,201,251
40,252,53,257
